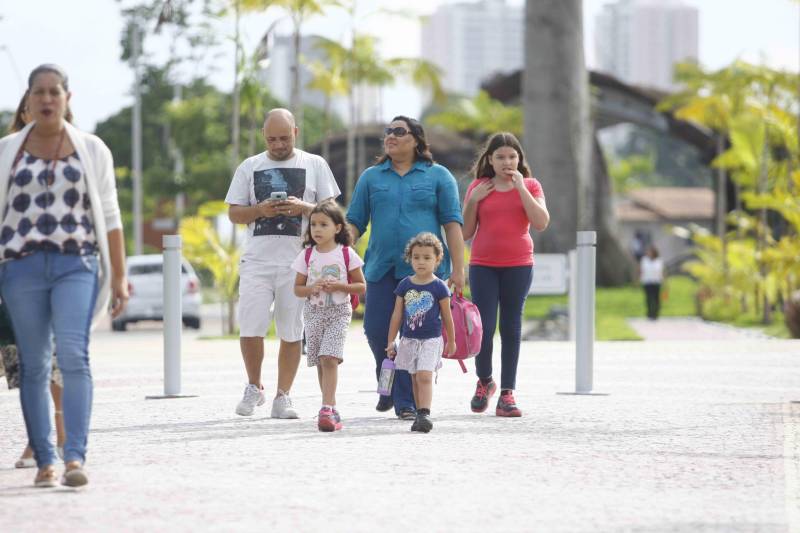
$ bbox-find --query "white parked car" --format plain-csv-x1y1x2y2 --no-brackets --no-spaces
112,254,202,331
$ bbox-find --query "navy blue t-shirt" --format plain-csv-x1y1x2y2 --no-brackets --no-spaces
394,277,451,340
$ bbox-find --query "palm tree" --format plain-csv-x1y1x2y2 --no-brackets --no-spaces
269,0,345,148
240,50,276,155
306,56,348,162
523,0,590,254
426,91,523,139
315,33,444,203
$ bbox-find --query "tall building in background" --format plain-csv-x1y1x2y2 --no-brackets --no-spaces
595,0,698,91
421,0,523,96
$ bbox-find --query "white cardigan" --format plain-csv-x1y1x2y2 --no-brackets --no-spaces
0,121,123,325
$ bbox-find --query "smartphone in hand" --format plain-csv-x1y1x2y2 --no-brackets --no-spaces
270,191,288,201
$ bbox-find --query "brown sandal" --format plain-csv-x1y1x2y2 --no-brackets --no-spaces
62,461,88,488
34,465,58,488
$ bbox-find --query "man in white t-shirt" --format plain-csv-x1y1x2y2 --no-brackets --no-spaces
225,108,340,418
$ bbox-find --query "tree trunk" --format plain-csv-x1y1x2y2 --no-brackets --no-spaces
592,137,635,285
227,297,236,336
322,96,331,164
759,132,771,324
248,113,257,156
523,0,591,254
345,92,356,205
716,134,729,282
230,2,241,249
291,22,304,148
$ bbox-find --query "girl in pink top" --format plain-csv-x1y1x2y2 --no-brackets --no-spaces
462,132,550,417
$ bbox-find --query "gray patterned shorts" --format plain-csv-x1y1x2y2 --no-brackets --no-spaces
394,336,443,374
303,302,352,367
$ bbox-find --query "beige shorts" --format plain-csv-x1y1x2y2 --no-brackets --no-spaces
238,266,304,340
394,336,443,374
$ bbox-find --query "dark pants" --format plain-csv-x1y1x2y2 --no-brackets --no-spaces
363,269,415,414
469,264,533,391
644,283,661,319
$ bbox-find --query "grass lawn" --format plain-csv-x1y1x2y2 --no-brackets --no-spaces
523,276,699,341
198,276,792,341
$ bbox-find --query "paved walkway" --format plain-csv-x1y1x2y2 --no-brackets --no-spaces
628,317,772,341
1,326,799,532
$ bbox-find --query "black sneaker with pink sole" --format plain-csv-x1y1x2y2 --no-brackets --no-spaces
470,379,497,413
496,391,522,417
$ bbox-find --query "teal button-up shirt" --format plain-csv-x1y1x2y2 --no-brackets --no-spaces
346,159,463,282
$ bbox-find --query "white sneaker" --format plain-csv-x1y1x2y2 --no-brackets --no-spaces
271,390,299,419
235,384,265,416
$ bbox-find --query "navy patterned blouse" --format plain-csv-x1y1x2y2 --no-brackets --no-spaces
0,150,96,260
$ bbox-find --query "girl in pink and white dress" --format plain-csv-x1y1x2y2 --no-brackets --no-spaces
292,200,365,432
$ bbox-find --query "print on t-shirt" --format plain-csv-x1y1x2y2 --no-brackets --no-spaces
253,168,306,236
405,289,435,331
394,277,450,339
314,263,342,306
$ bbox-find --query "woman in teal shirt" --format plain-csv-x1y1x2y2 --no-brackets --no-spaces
347,116,465,419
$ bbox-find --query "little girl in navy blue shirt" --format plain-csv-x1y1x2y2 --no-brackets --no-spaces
386,232,456,433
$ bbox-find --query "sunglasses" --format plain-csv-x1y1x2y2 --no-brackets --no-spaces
384,126,411,137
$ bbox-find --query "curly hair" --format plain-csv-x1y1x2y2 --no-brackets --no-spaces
403,232,444,263
302,199,353,248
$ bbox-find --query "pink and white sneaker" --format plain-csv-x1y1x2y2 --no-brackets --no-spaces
317,407,342,432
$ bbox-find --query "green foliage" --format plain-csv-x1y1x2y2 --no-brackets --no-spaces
426,91,522,138
522,276,698,340
179,201,240,334
608,153,657,192
662,60,800,333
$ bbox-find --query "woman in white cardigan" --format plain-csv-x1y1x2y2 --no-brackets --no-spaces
0,64,128,488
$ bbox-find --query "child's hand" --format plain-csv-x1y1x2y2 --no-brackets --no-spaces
385,343,396,359
310,279,326,295
322,281,343,293
445,340,457,356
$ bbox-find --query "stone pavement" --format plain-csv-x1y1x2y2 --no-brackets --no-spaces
1,325,799,533
628,317,772,341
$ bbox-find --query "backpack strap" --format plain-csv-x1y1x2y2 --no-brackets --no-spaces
304,246,313,267
342,245,351,271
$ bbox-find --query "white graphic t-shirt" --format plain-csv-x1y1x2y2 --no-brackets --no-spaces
225,149,340,270
291,244,364,307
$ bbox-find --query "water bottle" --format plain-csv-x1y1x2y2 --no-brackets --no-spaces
377,357,396,396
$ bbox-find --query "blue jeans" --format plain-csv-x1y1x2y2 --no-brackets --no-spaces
469,264,533,390
0,252,99,467
363,269,415,415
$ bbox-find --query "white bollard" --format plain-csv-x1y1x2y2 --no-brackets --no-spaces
568,249,577,342
575,231,596,393
162,234,182,396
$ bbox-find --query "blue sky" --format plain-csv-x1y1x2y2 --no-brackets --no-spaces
0,0,797,131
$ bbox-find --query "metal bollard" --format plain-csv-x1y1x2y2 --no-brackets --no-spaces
568,249,577,342
575,231,596,393
162,234,182,396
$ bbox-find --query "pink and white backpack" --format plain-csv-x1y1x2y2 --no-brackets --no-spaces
442,293,483,373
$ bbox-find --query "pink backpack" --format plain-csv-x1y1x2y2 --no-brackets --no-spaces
304,245,360,309
442,293,483,373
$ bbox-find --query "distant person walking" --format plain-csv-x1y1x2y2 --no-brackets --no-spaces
225,108,340,419
346,116,464,420
462,132,549,417
292,200,365,432
0,64,129,487
640,245,665,320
